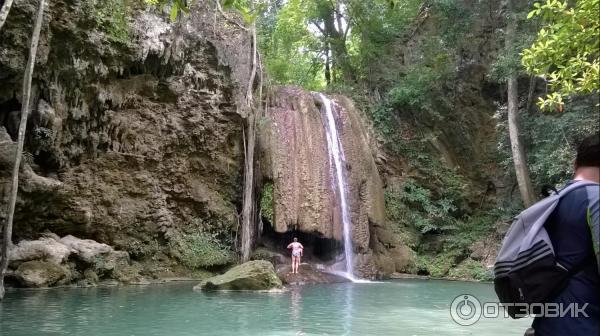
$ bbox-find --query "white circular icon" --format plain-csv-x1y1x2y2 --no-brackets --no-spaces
450,294,482,326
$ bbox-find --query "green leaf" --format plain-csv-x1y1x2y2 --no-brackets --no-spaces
170,4,178,22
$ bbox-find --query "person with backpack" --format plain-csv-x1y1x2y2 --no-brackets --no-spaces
494,133,599,336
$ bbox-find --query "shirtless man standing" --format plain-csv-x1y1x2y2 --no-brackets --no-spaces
287,238,304,274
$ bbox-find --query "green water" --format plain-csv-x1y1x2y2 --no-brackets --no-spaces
0,280,531,336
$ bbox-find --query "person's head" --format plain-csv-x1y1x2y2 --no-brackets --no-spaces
293,237,298,242
574,133,600,183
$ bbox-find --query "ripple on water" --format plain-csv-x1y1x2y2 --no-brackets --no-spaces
0,280,532,336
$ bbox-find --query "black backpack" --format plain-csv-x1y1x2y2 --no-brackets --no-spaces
493,181,597,318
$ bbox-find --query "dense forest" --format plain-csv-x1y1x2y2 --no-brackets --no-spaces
0,0,598,297
255,0,599,278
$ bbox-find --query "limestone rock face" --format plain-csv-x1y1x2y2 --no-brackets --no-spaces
262,87,385,253
0,1,252,266
14,261,70,287
194,260,282,291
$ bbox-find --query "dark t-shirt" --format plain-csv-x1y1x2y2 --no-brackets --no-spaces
533,180,600,336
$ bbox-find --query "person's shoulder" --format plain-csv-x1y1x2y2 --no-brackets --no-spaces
558,180,599,210
562,180,598,198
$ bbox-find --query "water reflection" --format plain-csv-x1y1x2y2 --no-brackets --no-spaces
290,287,304,335
0,281,533,336
343,283,353,336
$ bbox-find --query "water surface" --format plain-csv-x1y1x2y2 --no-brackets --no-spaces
0,279,531,336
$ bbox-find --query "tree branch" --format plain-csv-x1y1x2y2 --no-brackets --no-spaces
214,0,249,32
0,0,15,31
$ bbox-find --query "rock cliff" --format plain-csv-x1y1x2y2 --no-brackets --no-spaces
0,0,407,284
260,87,405,278
0,0,252,278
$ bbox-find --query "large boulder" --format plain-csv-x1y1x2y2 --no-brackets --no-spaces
9,237,72,266
14,260,70,287
60,235,130,276
59,235,113,263
194,260,282,291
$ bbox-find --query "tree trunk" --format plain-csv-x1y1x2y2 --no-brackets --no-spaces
0,0,15,31
325,44,331,85
525,75,536,114
506,0,535,207
240,112,256,263
240,22,258,263
320,1,354,84
0,0,46,300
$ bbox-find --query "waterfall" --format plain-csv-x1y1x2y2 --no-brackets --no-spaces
315,93,355,280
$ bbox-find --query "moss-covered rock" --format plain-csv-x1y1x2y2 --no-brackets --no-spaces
194,260,282,291
14,261,70,287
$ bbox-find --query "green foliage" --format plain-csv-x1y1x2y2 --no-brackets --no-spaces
144,0,190,21
522,0,599,110
448,258,493,281
387,64,448,111
444,209,513,253
124,238,161,259
495,95,600,189
385,170,467,235
415,251,459,277
488,1,539,82
258,0,326,89
430,0,473,45
224,0,265,23
524,96,600,187
260,182,274,224
85,0,130,43
169,232,235,268
31,127,53,154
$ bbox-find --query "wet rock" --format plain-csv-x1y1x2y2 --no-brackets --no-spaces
389,245,417,273
194,260,282,291
14,261,70,287
112,263,144,284
83,269,100,285
250,247,288,267
374,254,396,276
276,263,349,285
262,87,385,253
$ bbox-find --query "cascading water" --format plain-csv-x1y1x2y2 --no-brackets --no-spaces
315,93,355,280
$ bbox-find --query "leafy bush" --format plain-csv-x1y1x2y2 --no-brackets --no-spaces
524,96,600,188
415,252,460,277
84,0,130,43
260,182,274,224
169,232,235,269
448,258,492,281
386,179,459,234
